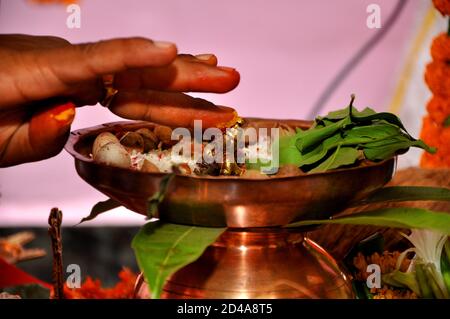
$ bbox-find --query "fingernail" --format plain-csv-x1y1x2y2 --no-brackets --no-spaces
195,54,214,61
218,66,236,72
217,105,235,113
154,41,175,49
51,102,76,125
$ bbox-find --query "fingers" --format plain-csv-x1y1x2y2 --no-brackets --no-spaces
0,34,70,50
45,37,178,82
180,54,218,66
113,53,240,93
194,54,218,66
109,90,238,129
0,102,75,167
0,38,178,108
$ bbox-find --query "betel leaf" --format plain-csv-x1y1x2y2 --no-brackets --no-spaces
279,133,303,165
77,198,122,225
132,221,226,299
295,116,352,152
363,136,436,161
320,106,376,122
285,207,450,235
344,122,401,140
308,146,361,173
351,186,450,206
296,134,344,166
278,95,435,173
297,123,398,167
351,112,412,137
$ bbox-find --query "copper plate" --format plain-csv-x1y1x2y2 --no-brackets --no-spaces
65,119,396,228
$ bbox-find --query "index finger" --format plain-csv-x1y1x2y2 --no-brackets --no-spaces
109,90,239,129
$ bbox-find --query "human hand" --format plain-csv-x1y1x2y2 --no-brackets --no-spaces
0,34,239,167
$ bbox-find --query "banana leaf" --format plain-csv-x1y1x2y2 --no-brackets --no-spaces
351,186,450,206
286,207,450,235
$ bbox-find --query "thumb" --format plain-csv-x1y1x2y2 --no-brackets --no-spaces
0,101,75,167
29,102,76,161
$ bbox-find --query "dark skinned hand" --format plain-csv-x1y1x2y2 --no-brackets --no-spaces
0,34,240,167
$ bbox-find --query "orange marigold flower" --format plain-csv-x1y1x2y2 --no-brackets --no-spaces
420,117,450,168
431,33,450,62
440,125,450,143
426,96,450,125
420,116,440,151
63,267,137,299
433,0,450,16
424,61,450,97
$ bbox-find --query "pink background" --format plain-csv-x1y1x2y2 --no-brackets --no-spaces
0,0,424,225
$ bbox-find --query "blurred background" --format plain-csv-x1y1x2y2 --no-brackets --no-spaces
0,0,447,226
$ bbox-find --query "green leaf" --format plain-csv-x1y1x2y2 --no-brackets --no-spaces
412,139,437,153
279,134,303,165
351,281,374,299
308,146,361,173
351,186,450,206
77,198,122,225
285,207,450,235
295,116,352,152
320,106,376,122
363,137,436,161
277,95,435,172
132,221,226,299
441,240,450,294
344,122,401,141
296,134,344,166
147,173,174,219
298,123,398,167
351,112,411,137
416,263,434,298
382,271,421,296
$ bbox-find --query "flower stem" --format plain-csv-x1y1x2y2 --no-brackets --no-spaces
425,263,448,298
416,263,433,298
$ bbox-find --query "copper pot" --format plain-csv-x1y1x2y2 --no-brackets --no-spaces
134,229,354,299
65,119,395,299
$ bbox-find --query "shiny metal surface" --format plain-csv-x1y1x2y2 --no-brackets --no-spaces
65,119,396,228
66,119,393,299
134,229,355,299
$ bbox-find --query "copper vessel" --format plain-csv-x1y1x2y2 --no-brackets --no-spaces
134,229,354,299
65,119,396,299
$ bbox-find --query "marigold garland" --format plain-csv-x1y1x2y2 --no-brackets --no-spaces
424,61,450,97
420,1,450,168
433,0,450,16
427,96,450,124
60,267,137,299
431,33,450,61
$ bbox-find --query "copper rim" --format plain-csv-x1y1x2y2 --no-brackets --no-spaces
65,119,396,228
